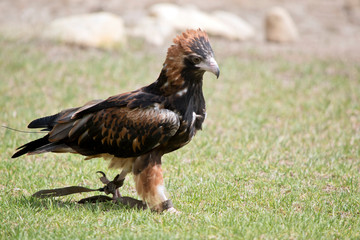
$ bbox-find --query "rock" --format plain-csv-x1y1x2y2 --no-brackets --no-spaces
127,3,255,45
265,7,298,43
149,4,233,39
344,0,360,24
148,3,181,24
213,11,255,41
126,16,174,46
43,12,126,48
150,3,255,41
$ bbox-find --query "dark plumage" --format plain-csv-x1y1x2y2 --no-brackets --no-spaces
12,29,220,212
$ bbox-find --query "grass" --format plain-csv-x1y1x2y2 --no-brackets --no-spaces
0,35,360,239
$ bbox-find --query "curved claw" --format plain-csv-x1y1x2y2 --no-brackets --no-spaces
96,171,111,184
95,171,125,198
96,171,106,178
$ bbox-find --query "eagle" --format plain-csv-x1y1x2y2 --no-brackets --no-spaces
12,29,220,213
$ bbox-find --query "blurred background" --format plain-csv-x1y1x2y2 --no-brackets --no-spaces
0,0,359,61
1,2,360,238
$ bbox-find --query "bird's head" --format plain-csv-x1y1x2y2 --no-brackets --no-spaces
163,29,219,84
151,29,219,96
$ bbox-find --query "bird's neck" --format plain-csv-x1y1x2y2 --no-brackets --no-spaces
146,66,205,97
144,67,205,120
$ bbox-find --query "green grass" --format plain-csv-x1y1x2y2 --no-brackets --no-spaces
1,35,360,239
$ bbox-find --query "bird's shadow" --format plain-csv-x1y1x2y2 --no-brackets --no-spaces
15,194,139,213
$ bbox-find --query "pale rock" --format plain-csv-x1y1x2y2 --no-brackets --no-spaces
149,3,181,23
149,4,231,38
43,12,126,48
344,0,360,24
265,7,298,43
213,11,255,41
126,16,174,46
148,3,254,41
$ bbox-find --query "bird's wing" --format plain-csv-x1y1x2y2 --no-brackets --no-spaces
46,91,180,158
70,91,165,119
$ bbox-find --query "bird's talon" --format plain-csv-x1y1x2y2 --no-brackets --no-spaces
96,171,106,178
165,207,181,214
97,171,111,184
96,171,125,197
113,188,122,199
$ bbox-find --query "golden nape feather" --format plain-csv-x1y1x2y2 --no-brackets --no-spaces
12,29,220,213
172,29,211,54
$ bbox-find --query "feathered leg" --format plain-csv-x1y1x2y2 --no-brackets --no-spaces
134,163,176,212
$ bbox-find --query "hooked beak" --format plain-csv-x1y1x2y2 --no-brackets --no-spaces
197,57,220,78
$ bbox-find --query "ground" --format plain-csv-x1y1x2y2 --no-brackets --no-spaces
0,0,359,239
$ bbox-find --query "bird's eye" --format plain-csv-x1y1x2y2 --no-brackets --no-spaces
191,56,202,64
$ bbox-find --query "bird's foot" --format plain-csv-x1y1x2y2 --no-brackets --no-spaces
97,171,124,202
151,199,178,213
95,172,177,213
164,207,181,214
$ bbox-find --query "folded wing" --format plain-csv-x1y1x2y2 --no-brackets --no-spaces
12,92,180,158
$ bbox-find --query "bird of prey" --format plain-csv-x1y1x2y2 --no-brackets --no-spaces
12,29,220,213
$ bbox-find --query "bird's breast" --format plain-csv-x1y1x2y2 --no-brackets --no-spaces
161,83,206,152
163,110,205,152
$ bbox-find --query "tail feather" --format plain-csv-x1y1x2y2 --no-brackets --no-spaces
12,135,50,158
13,102,101,158
28,143,75,155
28,113,60,130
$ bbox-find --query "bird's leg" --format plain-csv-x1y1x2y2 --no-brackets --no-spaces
97,170,128,202
94,170,148,209
113,171,127,200
134,163,177,213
